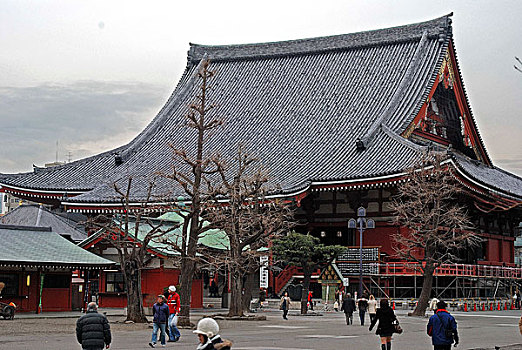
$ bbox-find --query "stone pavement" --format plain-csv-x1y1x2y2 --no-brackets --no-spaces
1,308,522,349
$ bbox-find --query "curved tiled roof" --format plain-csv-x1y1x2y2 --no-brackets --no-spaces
1,14,520,206
0,224,113,268
0,204,87,241
453,154,522,200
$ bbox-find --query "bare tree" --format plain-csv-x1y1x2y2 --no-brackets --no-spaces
163,59,223,326
207,146,294,316
390,151,480,316
89,177,178,322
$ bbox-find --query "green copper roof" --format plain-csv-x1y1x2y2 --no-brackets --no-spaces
0,224,114,268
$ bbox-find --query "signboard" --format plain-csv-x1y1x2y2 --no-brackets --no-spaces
342,278,349,287
336,262,379,276
259,255,269,289
337,247,379,262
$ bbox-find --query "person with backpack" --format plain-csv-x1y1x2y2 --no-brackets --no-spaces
427,300,459,350
369,299,398,350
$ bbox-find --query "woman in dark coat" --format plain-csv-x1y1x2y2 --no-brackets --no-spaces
369,299,397,350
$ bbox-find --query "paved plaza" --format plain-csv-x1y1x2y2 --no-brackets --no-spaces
1,308,522,350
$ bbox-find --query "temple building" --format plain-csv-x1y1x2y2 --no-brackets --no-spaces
1,14,521,300
0,224,113,313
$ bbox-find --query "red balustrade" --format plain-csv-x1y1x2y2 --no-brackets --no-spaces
374,262,522,279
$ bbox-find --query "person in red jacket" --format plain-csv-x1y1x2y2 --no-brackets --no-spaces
165,285,181,342
308,290,314,311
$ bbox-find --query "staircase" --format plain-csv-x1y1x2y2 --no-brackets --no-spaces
274,266,322,296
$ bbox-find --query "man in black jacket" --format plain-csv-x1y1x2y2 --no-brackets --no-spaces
341,293,356,325
76,302,111,350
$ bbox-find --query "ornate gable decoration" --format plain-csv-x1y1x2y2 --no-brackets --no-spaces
404,47,489,164
318,263,342,283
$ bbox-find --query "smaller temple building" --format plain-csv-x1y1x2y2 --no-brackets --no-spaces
78,212,232,310
0,224,113,313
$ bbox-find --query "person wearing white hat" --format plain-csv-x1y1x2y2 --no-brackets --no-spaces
165,285,181,342
193,318,232,350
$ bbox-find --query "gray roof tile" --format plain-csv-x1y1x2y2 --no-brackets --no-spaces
0,225,113,267
1,14,521,204
0,205,87,241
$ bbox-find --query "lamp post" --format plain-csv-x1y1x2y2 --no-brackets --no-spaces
348,206,375,297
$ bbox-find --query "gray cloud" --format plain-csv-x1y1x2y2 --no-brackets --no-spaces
0,81,166,173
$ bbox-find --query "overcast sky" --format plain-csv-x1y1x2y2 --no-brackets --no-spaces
0,0,521,176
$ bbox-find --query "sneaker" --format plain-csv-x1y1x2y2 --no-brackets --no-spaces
149,342,156,348
161,345,166,348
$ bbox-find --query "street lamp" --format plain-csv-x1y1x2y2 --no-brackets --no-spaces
348,206,375,297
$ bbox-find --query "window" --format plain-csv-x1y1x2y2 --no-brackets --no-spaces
43,274,70,288
105,272,125,292
0,274,19,297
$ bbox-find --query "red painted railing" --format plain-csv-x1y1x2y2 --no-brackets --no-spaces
375,263,522,279
275,266,299,294
274,266,322,294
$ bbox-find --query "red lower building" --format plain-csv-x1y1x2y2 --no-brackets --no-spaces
0,224,113,313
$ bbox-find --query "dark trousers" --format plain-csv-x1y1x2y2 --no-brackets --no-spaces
434,345,451,350
283,309,288,319
344,312,353,325
359,310,366,325
309,300,313,310
369,313,376,323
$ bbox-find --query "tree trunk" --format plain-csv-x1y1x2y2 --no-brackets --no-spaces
123,260,147,323
300,265,312,315
228,268,244,317
178,257,196,326
242,272,256,312
411,263,436,316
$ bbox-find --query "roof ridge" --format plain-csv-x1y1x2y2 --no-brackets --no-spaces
188,14,452,62
0,224,52,232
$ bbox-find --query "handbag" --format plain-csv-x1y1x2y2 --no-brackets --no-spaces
393,320,403,334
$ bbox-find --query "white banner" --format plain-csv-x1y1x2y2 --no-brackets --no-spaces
259,255,269,288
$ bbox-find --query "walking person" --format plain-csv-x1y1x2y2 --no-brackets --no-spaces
427,300,459,350
165,285,181,342
368,295,378,324
76,302,111,350
280,291,291,320
358,293,369,326
517,290,521,309
341,293,356,325
369,299,398,350
149,295,170,348
308,290,314,310
430,298,440,314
